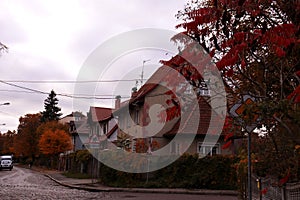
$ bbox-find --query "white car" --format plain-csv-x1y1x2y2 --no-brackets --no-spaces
0,155,13,170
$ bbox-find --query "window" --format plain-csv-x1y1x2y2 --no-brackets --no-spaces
132,139,136,152
127,115,131,128
103,123,108,134
170,141,180,155
134,110,139,125
118,116,124,130
199,89,211,96
184,84,193,95
96,125,100,136
177,83,193,95
198,143,220,156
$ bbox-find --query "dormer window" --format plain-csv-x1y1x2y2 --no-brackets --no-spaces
177,83,194,95
199,89,211,96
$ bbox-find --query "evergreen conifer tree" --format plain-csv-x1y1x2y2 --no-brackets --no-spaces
41,90,62,122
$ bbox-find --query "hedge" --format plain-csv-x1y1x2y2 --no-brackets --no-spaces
98,154,238,190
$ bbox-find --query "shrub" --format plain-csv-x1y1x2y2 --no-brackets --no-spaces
99,153,238,190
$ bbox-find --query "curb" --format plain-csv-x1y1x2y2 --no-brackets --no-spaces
44,173,238,196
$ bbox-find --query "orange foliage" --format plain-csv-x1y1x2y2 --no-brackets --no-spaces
135,139,160,153
14,113,41,157
37,121,69,137
38,129,72,155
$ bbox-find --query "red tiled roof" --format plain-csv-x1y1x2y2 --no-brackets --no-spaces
60,111,86,120
114,59,224,137
164,97,224,136
113,65,173,113
130,65,173,103
90,106,113,122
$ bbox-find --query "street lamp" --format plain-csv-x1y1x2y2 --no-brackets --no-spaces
0,103,10,129
0,102,10,106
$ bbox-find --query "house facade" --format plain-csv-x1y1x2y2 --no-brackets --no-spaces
113,65,232,156
59,112,88,151
85,106,117,150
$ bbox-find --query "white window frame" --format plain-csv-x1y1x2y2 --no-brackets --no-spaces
170,141,180,155
199,89,211,96
132,139,136,152
178,83,193,95
197,142,220,156
103,123,108,134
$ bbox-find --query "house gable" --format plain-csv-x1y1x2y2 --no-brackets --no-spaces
112,63,230,155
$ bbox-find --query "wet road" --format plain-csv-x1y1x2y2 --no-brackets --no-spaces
0,166,238,200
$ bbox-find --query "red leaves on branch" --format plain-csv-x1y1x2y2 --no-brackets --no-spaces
287,85,300,103
221,116,239,149
216,50,239,70
175,0,299,72
157,105,180,123
209,48,216,57
233,32,246,42
224,132,234,142
261,187,268,195
176,7,217,31
260,24,298,57
241,59,246,68
275,47,286,57
157,90,180,123
222,140,232,149
225,68,234,77
165,105,181,122
279,172,290,186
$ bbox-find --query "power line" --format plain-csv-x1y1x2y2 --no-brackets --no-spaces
0,90,130,98
1,79,147,83
0,80,48,95
0,89,36,94
0,80,131,100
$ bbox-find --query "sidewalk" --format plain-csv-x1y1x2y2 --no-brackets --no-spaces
33,166,238,196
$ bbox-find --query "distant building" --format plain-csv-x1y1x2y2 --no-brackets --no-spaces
85,107,117,150
59,112,88,151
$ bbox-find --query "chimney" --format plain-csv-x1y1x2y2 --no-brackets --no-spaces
115,95,121,109
131,87,138,98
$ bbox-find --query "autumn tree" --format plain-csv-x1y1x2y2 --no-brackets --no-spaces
36,121,70,167
39,129,72,155
41,90,62,122
36,120,68,136
14,113,42,161
161,0,300,183
0,130,16,155
38,129,72,168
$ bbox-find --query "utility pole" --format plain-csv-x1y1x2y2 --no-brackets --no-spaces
247,130,252,200
141,59,150,86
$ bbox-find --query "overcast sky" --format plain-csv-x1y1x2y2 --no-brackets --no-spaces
0,0,188,132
